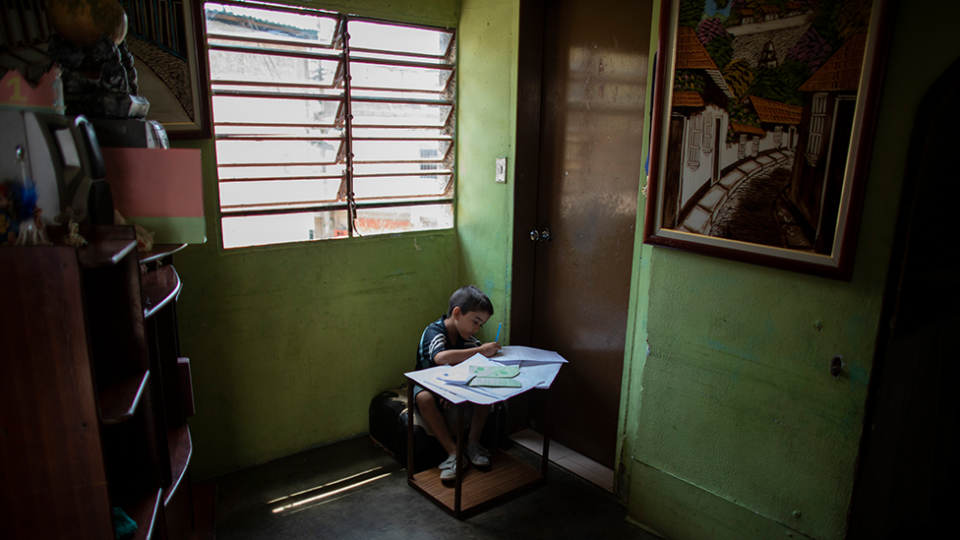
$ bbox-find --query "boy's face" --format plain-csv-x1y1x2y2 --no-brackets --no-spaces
452,308,492,341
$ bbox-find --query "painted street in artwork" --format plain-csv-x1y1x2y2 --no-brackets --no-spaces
662,0,873,254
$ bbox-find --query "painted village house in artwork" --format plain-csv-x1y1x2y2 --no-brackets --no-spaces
663,0,871,254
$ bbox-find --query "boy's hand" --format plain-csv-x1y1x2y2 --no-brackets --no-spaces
477,341,502,357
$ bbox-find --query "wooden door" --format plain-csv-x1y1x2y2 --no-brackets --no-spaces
511,0,652,469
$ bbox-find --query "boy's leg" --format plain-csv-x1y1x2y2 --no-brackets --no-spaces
414,389,457,457
465,404,492,467
468,404,491,445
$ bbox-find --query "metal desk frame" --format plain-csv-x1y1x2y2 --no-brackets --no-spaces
405,380,550,519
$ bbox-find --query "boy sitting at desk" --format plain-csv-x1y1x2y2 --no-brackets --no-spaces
415,285,502,481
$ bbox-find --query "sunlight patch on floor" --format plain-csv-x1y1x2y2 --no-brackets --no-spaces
272,472,394,514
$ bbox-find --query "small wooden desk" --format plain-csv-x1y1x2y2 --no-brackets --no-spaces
405,380,551,519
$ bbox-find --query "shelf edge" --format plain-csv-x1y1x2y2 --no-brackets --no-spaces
143,266,182,319
139,244,188,265
100,371,151,425
77,239,139,268
164,425,193,506
110,240,140,266
128,487,162,540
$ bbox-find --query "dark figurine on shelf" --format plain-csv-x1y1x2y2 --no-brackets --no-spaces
46,0,150,119
0,184,17,245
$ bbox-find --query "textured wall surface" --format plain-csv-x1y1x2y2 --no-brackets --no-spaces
174,137,459,479
455,0,519,341
635,255,879,540
621,1,960,539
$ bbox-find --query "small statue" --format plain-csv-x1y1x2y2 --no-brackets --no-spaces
14,208,52,246
62,219,88,247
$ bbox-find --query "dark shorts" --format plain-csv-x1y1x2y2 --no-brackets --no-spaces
413,384,442,408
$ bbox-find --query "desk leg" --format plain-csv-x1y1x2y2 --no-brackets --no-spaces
407,380,415,482
494,403,500,451
454,405,464,516
541,390,550,479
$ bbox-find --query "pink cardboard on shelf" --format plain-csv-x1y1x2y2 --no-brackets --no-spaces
102,147,206,244
0,68,64,113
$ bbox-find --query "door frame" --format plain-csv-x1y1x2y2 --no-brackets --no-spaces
506,0,546,434
510,0,546,350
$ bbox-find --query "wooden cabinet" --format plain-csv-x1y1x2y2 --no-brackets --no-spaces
0,226,197,540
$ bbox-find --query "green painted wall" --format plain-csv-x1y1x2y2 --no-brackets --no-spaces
456,0,519,341
173,0,463,479
620,2,960,540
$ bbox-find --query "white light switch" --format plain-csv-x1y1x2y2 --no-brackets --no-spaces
495,156,507,183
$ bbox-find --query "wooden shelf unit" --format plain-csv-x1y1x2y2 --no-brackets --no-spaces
0,226,199,540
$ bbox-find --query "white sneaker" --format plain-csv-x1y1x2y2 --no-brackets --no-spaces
466,442,490,467
476,442,491,457
439,454,460,481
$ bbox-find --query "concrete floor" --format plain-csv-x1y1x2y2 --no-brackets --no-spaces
209,435,659,540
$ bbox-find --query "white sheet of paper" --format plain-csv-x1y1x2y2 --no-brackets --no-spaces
405,353,562,404
494,346,568,365
408,354,504,404
435,357,486,384
521,362,563,389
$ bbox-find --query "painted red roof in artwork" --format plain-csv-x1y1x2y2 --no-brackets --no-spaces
675,27,719,71
759,5,782,14
730,123,766,136
747,95,803,125
672,90,705,108
800,33,868,93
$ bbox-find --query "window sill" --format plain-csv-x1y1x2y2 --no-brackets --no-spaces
214,227,457,256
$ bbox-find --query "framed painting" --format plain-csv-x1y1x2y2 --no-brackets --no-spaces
123,0,212,139
643,0,893,280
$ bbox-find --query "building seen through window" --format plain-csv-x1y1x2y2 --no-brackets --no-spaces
204,0,456,248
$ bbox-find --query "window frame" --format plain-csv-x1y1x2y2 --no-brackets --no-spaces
203,0,458,248
806,92,828,167
686,113,702,170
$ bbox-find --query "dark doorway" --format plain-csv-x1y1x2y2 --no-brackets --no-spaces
849,57,960,539
662,115,685,229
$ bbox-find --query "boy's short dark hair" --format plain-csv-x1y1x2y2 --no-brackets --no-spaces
447,285,494,317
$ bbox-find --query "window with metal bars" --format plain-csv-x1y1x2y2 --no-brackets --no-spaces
203,0,456,248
